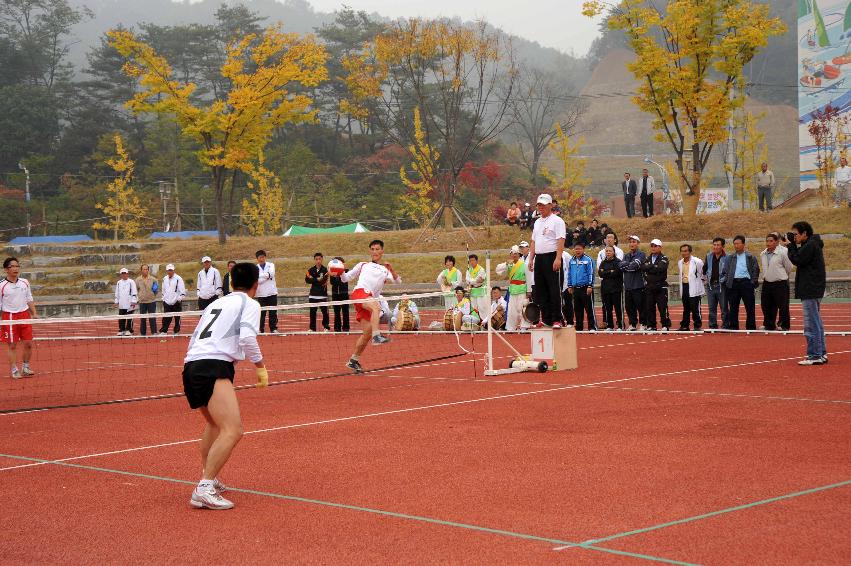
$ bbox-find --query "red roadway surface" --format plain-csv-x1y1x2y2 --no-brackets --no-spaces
1,333,849,564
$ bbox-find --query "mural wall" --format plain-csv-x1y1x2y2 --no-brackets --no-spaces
799,0,851,189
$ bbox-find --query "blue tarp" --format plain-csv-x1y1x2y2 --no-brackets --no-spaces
148,231,219,239
8,235,93,245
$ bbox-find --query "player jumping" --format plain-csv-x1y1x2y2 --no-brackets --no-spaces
341,239,401,373
182,262,269,510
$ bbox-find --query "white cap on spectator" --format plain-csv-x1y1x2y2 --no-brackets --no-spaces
524,202,530,206
536,193,553,205
166,263,175,271
119,268,128,274
201,256,211,263
510,245,520,254
519,240,529,247
650,238,663,247
628,235,641,242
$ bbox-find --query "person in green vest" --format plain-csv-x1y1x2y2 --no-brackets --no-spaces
497,245,531,331
436,255,462,309
466,254,488,322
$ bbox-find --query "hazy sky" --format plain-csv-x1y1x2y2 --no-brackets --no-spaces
305,0,603,56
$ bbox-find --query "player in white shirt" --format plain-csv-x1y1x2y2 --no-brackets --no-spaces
182,262,268,510
114,267,138,336
340,239,401,373
196,256,223,310
159,264,186,335
1,257,37,378
255,250,278,333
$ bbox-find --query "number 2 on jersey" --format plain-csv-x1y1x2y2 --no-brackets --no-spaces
199,309,222,339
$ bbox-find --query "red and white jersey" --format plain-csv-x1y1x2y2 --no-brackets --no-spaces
0,278,33,314
341,261,400,297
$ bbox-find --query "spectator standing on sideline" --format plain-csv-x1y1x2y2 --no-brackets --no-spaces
756,162,776,212
596,232,624,267
620,235,647,331
196,256,222,311
528,193,567,327
835,157,851,207
520,202,534,229
437,255,462,309
703,238,728,329
567,242,597,331
499,246,531,331
506,202,521,226
222,261,236,296
639,168,655,217
760,233,793,331
622,172,638,218
641,239,671,331
135,264,158,336
560,247,576,326
114,267,138,336
598,245,624,330
1,257,37,378
255,250,278,333
723,236,760,330
159,264,186,335
677,245,704,331
306,252,330,332
787,221,828,365
330,256,350,333
466,254,489,322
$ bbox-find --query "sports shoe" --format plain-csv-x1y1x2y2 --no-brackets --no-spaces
798,358,825,366
552,322,562,329
820,356,829,364
11,367,21,379
372,334,390,345
190,486,234,510
346,359,364,373
21,366,34,377
626,325,635,331
116,331,124,336
212,478,227,493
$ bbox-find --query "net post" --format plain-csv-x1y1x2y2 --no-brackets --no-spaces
486,253,493,375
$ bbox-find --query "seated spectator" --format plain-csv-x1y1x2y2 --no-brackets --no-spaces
505,202,521,226
574,221,588,246
588,219,603,247
552,199,562,216
391,296,420,331
520,202,534,229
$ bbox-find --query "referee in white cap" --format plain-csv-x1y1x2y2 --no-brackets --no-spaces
160,263,187,335
527,193,567,327
196,256,222,310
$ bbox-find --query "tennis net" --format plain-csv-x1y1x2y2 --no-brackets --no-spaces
0,291,482,413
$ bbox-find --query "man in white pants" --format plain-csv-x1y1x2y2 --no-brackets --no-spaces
114,267,138,336
497,246,531,331
196,256,222,310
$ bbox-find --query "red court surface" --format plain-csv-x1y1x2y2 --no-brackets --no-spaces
1,318,850,564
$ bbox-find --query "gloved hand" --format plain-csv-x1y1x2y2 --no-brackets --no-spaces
255,367,269,388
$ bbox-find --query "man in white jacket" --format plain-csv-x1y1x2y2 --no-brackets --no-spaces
677,244,705,331
160,264,187,335
596,232,624,267
114,267,138,336
639,169,655,217
196,256,222,310
255,250,278,333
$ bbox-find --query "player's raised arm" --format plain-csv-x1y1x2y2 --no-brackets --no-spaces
340,261,364,283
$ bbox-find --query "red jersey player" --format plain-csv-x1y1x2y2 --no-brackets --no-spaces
340,239,401,373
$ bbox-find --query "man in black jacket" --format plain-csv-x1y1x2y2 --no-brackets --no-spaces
306,252,330,332
598,246,624,330
330,256,350,332
622,172,638,218
620,235,646,330
722,235,760,330
787,221,828,365
641,238,671,331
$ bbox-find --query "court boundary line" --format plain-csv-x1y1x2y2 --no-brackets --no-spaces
586,385,851,406
0,452,695,566
552,479,851,551
2,349,847,473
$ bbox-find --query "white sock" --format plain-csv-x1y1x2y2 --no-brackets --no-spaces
350,354,359,361
372,330,381,337
198,479,214,490
22,362,29,369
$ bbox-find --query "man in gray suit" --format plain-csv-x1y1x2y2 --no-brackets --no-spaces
622,172,638,218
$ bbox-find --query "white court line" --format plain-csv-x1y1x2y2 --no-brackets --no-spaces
3,350,847,473
587,385,851,405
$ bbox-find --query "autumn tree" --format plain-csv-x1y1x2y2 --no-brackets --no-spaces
108,26,327,243
93,134,147,240
343,18,516,229
458,160,504,226
808,104,848,206
729,110,768,208
399,107,441,225
241,159,284,236
541,123,602,218
582,0,785,214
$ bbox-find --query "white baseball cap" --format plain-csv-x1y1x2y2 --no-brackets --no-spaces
119,268,128,274
628,235,641,242
519,240,529,247
650,238,663,247
510,245,520,254
536,193,553,205
166,263,175,271
524,202,530,206
201,256,211,263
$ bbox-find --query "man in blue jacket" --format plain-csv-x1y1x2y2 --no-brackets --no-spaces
722,235,760,330
566,242,597,331
620,235,646,331
703,237,728,329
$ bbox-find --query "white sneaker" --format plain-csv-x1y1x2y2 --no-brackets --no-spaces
627,325,636,331
11,367,21,379
116,331,124,336
190,486,234,509
212,478,227,493
798,358,825,366
21,366,34,377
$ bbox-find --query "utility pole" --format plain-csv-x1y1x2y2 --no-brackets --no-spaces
201,185,208,231
18,162,30,236
173,176,182,232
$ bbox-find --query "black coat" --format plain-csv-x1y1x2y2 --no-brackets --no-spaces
788,235,826,299
305,265,329,297
641,253,669,289
331,273,349,298
598,257,624,294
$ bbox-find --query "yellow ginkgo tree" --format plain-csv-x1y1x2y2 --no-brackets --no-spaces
108,26,327,243
241,157,285,236
582,0,785,214
93,134,147,241
540,123,601,218
399,107,441,225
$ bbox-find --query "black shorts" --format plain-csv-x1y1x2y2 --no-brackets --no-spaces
182,359,235,409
